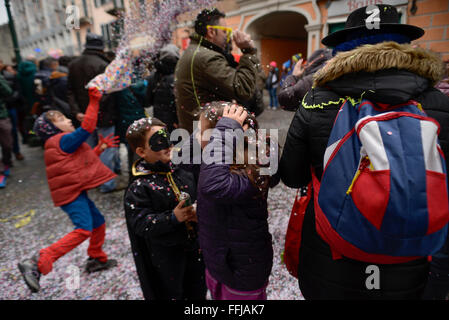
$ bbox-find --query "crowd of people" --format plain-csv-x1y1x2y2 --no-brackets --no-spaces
2,4,449,300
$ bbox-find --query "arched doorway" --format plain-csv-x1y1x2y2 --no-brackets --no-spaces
245,11,308,75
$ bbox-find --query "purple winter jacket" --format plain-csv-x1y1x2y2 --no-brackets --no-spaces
197,117,273,292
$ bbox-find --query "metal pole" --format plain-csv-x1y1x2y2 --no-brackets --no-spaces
5,0,22,64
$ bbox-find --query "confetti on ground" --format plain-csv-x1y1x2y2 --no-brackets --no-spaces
0,107,302,300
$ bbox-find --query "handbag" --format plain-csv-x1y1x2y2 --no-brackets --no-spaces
283,182,312,278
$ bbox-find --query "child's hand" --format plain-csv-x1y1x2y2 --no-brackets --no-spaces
292,58,305,77
186,205,198,223
88,87,103,102
98,133,120,151
223,104,247,127
173,200,195,223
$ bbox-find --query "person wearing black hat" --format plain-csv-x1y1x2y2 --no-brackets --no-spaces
279,4,449,299
67,33,121,193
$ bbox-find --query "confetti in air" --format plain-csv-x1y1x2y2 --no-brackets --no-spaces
87,0,217,93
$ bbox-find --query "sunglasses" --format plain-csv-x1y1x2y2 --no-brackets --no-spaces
207,25,233,43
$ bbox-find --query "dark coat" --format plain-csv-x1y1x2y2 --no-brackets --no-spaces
279,41,449,299
114,81,147,143
0,74,12,119
265,68,280,90
124,159,205,300
1,69,23,111
17,61,37,112
147,54,178,133
67,49,117,128
197,117,273,292
278,48,332,111
222,52,266,116
48,71,71,116
34,68,53,108
175,33,259,134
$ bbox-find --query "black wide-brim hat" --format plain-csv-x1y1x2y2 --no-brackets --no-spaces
322,4,424,47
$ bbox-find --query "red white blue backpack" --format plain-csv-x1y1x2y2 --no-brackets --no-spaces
312,99,449,263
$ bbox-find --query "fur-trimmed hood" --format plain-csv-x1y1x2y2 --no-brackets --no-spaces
314,42,444,87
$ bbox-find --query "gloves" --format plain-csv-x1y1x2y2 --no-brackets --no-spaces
81,87,103,133
93,133,120,156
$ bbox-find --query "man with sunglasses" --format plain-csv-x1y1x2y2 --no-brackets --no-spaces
175,8,259,134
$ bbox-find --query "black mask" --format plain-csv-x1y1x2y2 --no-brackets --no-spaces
149,128,171,151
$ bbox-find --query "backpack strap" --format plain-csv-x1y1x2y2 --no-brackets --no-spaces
311,168,343,260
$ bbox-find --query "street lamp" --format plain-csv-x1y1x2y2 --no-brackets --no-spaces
5,0,22,64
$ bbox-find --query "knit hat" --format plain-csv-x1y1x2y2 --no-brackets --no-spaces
269,61,277,68
33,112,62,142
85,33,105,51
159,44,180,60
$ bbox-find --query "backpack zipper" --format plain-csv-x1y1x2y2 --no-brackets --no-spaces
346,156,371,195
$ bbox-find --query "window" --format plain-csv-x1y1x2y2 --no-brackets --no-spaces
101,23,112,49
95,0,113,7
101,20,122,50
113,0,125,7
82,0,88,16
76,31,81,51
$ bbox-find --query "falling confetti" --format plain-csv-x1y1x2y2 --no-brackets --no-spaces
87,0,217,93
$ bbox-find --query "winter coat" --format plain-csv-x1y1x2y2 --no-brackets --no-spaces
44,132,116,207
279,41,449,299
278,48,332,111
114,81,147,143
67,49,117,128
175,33,259,134
34,68,53,108
197,117,273,292
244,68,266,116
147,53,178,133
265,68,279,90
1,69,23,111
49,71,70,116
17,61,37,112
124,159,203,300
221,51,266,116
0,74,13,119
176,132,202,188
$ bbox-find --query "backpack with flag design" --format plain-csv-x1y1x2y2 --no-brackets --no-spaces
312,98,449,264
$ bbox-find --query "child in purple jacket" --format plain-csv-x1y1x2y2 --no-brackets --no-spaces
196,103,279,300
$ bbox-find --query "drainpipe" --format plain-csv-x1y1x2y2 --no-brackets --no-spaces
5,0,22,64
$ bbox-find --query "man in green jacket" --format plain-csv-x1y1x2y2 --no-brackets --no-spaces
0,73,13,187
175,8,259,134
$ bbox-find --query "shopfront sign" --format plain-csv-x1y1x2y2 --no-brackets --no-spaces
328,0,408,17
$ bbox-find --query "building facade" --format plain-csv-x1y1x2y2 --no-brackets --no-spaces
9,0,126,60
6,0,449,66
11,0,73,59
0,24,14,65
172,0,449,73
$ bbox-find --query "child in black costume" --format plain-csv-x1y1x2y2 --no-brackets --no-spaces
124,117,206,300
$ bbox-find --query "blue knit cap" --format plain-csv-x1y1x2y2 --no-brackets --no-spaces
332,32,411,56
33,112,62,142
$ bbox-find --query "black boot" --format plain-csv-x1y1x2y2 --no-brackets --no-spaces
85,257,117,273
18,254,41,293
